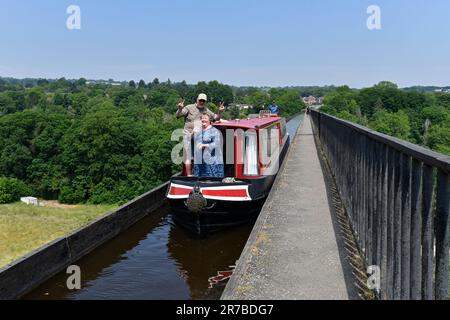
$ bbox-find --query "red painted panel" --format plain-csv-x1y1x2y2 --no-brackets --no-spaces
201,189,248,198
169,186,192,196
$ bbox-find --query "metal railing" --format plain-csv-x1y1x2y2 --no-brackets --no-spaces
310,110,450,300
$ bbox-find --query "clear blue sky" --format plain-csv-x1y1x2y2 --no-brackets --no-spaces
1,0,449,88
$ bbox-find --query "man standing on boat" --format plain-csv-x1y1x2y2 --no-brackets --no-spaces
268,100,279,114
176,93,224,176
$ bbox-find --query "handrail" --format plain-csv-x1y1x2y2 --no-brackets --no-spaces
310,109,450,300
312,111,450,173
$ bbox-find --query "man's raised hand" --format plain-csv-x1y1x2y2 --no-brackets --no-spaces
178,97,185,109
218,101,225,113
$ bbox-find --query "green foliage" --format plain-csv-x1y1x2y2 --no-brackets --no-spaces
424,120,450,155
229,106,240,119
193,81,234,105
0,177,32,204
273,89,306,117
0,108,71,197
323,86,359,115
0,93,15,115
26,87,46,108
421,105,449,126
336,110,360,123
370,109,411,140
321,81,450,155
435,93,450,109
242,90,270,112
236,88,304,118
0,77,305,205
147,85,180,112
59,184,86,204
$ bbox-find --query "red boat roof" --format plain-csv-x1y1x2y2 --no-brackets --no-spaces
214,116,282,130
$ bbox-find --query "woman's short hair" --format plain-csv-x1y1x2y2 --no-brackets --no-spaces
201,113,212,122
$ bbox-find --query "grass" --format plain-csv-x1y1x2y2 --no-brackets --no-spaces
0,202,116,268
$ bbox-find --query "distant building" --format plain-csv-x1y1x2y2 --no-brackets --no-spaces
86,80,123,86
303,96,316,106
433,88,450,93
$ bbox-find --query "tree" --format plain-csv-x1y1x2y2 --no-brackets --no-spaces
37,79,49,86
421,105,449,127
60,102,142,203
0,93,15,115
110,87,136,108
370,109,411,141
275,89,306,117
435,93,450,109
7,91,26,112
138,80,146,89
336,110,360,123
374,98,384,111
26,87,46,108
425,123,450,155
323,86,359,115
70,92,89,115
229,106,240,119
75,78,87,86
151,78,160,87
0,177,32,204
376,81,398,89
192,81,234,105
243,90,270,111
147,85,180,112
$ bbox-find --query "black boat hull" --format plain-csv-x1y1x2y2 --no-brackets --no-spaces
170,197,266,235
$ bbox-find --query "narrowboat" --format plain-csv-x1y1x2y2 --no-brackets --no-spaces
166,113,290,235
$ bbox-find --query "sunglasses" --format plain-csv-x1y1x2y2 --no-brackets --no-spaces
199,99,206,103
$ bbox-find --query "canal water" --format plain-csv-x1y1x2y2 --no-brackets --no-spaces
25,114,304,300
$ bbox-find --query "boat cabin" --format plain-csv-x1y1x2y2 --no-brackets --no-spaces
181,114,289,179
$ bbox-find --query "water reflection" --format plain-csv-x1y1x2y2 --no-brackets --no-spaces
167,217,254,299
25,204,253,300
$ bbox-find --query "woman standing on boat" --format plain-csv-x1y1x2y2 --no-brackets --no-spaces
193,114,224,178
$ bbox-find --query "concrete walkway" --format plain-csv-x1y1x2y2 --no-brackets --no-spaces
222,115,353,300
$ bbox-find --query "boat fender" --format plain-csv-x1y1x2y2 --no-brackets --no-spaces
185,185,207,213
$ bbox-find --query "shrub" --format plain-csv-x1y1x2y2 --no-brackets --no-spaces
58,185,85,204
0,177,33,204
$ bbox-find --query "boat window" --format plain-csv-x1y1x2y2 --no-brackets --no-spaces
221,129,234,177
243,131,258,176
261,125,279,159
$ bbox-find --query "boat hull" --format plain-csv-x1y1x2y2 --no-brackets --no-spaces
167,174,276,235
170,197,266,235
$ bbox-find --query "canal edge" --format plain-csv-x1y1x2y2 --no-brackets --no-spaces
0,182,169,300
